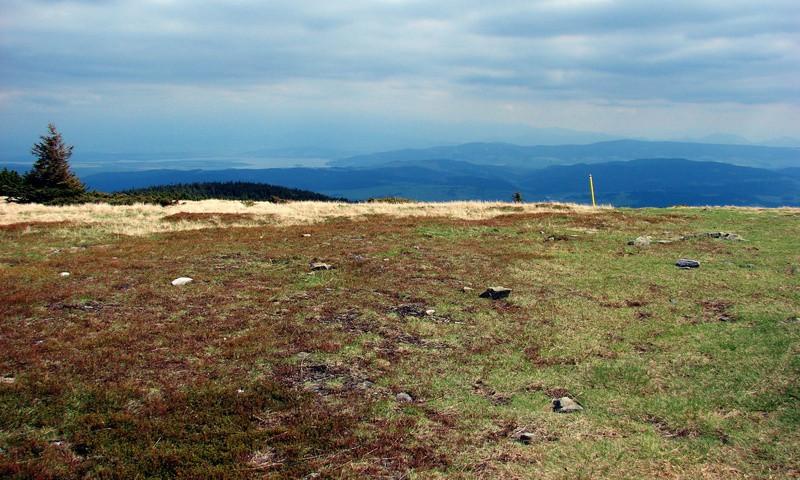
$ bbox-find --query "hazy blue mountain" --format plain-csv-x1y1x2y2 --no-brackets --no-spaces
763,137,800,148
779,167,800,179
333,140,800,169
82,158,800,207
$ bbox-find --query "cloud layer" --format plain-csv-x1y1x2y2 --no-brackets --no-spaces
1,0,798,152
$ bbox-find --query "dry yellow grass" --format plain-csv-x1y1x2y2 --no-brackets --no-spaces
0,199,608,235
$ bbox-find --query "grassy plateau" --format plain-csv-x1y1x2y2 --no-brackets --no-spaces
0,201,798,479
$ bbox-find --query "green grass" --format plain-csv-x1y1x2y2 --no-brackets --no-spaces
1,207,798,478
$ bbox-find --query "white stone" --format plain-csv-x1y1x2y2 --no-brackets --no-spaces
171,277,193,286
59,272,70,277
396,392,413,403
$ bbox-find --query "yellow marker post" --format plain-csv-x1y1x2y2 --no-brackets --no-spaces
589,174,596,207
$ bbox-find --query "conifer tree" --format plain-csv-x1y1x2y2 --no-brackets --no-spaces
25,124,85,195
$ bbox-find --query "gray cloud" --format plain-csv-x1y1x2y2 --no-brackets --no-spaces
0,0,798,148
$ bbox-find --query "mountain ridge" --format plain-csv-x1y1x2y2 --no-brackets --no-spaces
83,157,800,207
333,139,800,170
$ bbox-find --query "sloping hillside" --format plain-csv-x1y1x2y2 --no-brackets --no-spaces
1,202,798,478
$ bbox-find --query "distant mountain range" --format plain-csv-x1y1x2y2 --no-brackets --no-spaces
332,139,800,170
83,158,800,207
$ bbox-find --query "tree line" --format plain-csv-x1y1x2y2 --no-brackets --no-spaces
0,124,344,205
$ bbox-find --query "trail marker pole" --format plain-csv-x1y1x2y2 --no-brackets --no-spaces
589,174,596,208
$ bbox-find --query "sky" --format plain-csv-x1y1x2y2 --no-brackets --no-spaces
1,0,799,157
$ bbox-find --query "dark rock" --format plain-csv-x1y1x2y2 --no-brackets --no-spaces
552,397,583,413
480,287,512,300
675,259,700,269
515,432,535,444
705,232,744,241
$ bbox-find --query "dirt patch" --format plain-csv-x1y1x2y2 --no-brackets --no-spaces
161,212,262,223
701,300,735,322
390,303,430,318
644,415,700,439
0,220,74,232
524,346,576,367
472,379,513,405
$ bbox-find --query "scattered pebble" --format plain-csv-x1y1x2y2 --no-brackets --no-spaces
675,259,700,269
302,233,312,237
171,277,193,286
515,432,535,444
396,392,413,403
462,286,474,292
704,232,744,241
59,272,70,277
552,397,583,413
628,236,652,247
425,309,436,316
310,262,334,271
480,287,512,300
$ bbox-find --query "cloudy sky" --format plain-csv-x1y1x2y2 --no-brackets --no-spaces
1,0,799,156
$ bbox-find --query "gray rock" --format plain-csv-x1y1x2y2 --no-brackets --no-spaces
310,262,334,271
552,397,583,413
515,432,535,444
171,277,193,286
628,235,652,247
675,259,700,269
706,232,744,241
396,392,413,403
480,287,512,300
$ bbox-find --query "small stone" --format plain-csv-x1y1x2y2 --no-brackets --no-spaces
552,397,583,413
357,380,375,390
628,236,652,247
425,309,436,316
302,233,312,237
0,376,15,385
675,259,700,269
295,352,312,361
515,432,535,444
462,286,474,292
59,272,70,277
310,262,334,271
236,388,245,394
706,232,744,241
480,287,512,300
171,277,193,286
396,392,413,403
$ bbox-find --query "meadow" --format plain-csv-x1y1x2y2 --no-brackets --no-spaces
1,201,798,478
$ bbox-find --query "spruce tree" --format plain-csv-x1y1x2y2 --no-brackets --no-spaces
25,124,85,196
